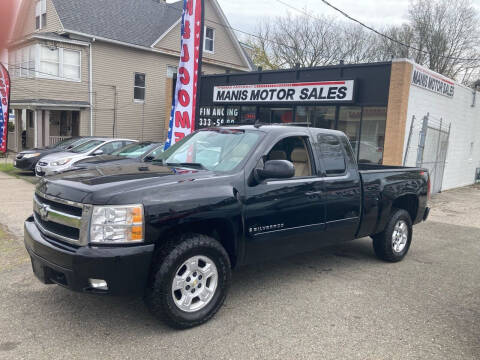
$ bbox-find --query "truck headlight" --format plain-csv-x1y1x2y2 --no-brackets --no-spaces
90,205,144,243
51,158,71,166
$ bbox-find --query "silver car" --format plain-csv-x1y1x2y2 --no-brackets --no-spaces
36,138,137,176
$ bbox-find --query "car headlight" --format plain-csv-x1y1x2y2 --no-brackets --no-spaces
51,158,72,166
90,205,144,243
23,153,41,159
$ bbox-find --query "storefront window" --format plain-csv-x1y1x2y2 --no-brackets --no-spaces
240,106,256,124
258,107,271,123
358,107,386,164
338,106,361,156
259,107,293,124
295,106,335,129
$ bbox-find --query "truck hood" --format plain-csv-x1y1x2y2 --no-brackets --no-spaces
36,162,219,205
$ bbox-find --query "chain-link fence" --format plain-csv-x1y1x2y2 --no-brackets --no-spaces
403,113,451,194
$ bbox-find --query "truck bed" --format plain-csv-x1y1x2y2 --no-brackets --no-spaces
356,164,428,239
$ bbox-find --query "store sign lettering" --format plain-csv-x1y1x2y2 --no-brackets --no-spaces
411,67,454,98
213,80,354,103
198,106,239,127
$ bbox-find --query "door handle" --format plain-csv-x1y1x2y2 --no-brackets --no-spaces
305,190,323,197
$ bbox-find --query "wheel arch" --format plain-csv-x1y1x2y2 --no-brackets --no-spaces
156,218,240,268
392,193,419,222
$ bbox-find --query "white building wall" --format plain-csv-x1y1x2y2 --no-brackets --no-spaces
403,62,480,191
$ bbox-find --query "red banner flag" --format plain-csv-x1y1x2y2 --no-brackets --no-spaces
165,0,204,150
0,63,10,154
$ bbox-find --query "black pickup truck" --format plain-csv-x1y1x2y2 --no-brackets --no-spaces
24,125,430,328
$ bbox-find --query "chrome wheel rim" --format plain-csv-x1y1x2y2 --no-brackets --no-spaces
171,255,218,313
392,220,408,253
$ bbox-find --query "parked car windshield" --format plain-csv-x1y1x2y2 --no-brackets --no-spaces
47,137,77,149
154,129,261,172
145,145,165,159
69,140,104,154
111,142,158,158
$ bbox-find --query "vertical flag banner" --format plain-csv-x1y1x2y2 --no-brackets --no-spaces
0,63,11,154
165,0,204,150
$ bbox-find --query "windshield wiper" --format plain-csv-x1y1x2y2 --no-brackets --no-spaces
166,162,206,170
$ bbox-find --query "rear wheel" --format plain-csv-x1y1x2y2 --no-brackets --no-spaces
372,209,412,262
144,234,231,329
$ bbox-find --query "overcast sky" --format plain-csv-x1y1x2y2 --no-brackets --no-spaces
216,0,480,41
217,0,411,35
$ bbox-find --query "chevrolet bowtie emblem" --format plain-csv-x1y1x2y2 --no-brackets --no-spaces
39,204,49,221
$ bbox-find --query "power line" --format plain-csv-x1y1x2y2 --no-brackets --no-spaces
153,0,298,52
277,0,479,62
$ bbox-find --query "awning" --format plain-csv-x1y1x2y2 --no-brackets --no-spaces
10,99,90,111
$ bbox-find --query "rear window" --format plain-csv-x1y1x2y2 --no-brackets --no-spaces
318,134,346,176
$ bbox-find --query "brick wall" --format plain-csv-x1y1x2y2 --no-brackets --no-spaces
383,60,413,165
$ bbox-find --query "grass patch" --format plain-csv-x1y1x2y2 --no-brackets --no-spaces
0,162,38,184
0,163,16,174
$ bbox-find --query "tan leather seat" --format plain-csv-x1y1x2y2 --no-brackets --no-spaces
291,148,311,177
268,150,287,161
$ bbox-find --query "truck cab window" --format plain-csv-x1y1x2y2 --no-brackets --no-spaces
318,134,346,176
266,136,312,177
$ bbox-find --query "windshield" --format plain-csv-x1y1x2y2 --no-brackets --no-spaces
111,143,156,158
146,145,165,159
154,130,261,172
48,137,76,149
70,140,104,153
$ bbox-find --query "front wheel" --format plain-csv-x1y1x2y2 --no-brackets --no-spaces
144,234,231,329
372,209,413,262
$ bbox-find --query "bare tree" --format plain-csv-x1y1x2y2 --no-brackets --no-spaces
247,0,480,84
405,0,479,80
246,13,342,69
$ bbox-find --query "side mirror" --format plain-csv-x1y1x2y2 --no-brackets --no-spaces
144,155,154,162
92,149,104,156
255,160,295,180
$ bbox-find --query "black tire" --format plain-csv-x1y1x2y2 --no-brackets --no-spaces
372,208,412,262
144,233,231,329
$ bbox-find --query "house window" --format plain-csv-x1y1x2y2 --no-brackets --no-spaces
167,65,178,79
35,0,47,30
38,46,81,81
204,27,215,53
134,73,146,102
9,46,35,78
40,46,59,77
63,49,81,81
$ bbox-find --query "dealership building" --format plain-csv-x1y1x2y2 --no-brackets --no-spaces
196,59,480,193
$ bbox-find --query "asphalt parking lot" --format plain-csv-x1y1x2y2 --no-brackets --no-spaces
0,171,479,359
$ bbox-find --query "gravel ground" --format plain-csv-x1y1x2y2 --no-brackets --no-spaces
0,176,478,360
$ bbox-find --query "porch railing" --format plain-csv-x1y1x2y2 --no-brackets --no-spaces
49,136,70,146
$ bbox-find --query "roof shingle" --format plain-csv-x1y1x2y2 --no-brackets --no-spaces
51,0,183,47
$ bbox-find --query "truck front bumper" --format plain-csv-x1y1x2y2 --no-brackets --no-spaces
24,217,155,296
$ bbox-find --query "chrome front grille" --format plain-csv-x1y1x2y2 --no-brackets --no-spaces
33,192,92,245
